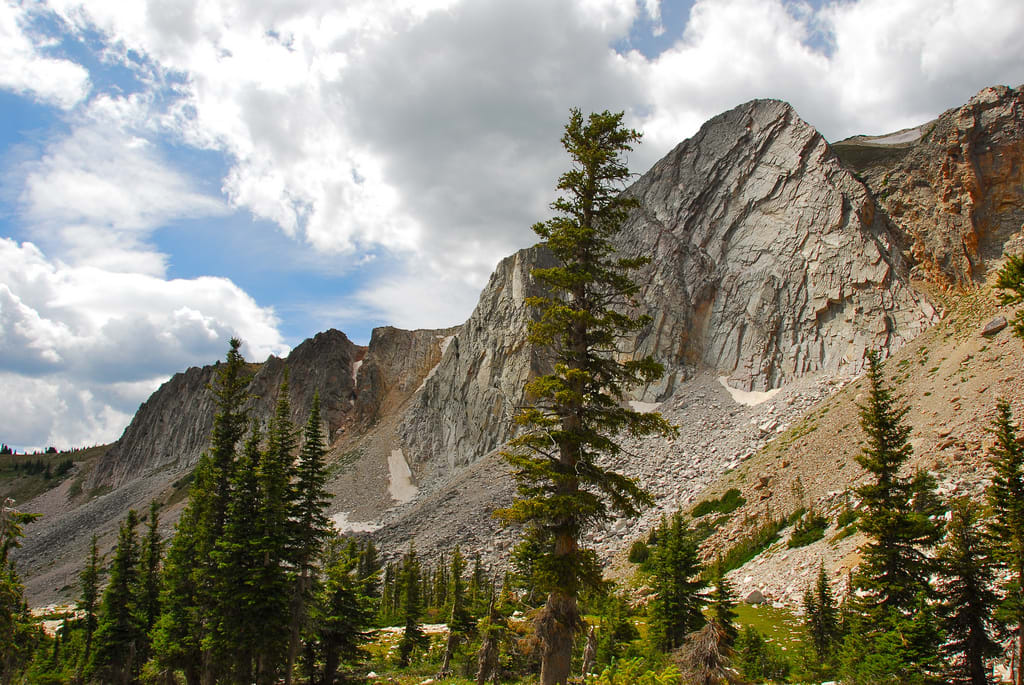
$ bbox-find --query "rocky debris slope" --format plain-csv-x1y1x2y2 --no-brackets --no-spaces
834,85,1024,286
399,97,939,482
88,329,363,490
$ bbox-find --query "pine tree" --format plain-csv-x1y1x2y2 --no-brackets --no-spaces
152,339,250,685
986,397,1024,685
937,497,1000,685
310,535,372,685
853,351,941,615
646,513,705,652
496,108,674,685
285,393,332,685
89,510,144,685
138,501,162,643
0,500,43,684
439,545,473,676
840,350,942,683
996,253,1024,340
707,560,738,649
77,535,101,669
397,543,427,666
803,563,839,666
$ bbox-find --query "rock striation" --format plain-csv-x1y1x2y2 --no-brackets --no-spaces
88,329,363,489
834,85,1024,285
400,98,939,474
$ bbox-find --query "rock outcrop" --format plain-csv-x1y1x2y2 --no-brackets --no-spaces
400,98,939,475
89,329,363,489
833,85,1024,285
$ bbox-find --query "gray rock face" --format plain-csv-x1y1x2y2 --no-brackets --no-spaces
400,99,938,475
399,246,556,473
89,329,362,489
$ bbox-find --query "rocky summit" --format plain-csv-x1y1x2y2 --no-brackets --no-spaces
11,85,1024,606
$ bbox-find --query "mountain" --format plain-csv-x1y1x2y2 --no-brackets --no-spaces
11,85,1024,606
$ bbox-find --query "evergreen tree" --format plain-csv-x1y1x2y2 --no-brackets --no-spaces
397,543,427,666
90,509,144,685
840,351,943,683
496,108,674,685
357,540,381,599
0,499,43,685
309,535,372,685
986,397,1024,685
646,513,705,652
138,501,162,642
853,351,941,615
439,545,473,676
803,563,839,666
77,535,101,669
707,560,738,649
937,497,1000,685
285,393,332,685
209,424,265,683
152,339,250,685
996,253,1024,340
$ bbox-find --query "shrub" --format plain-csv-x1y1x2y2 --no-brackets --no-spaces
692,488,746,518
788,510,828,548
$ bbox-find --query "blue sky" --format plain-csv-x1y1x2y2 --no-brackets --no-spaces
1,0,1022,451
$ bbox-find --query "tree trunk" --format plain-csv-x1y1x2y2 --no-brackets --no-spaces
439,629,458,677
476,634,498,685
284,570,309,685
579,625,596,679
538,592,578,685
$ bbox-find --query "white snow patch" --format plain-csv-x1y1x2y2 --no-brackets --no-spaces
416,334,455,392
388,448,418,503
860,128,922,146
628,400,661,413
718,376,782,406
351,359,363,385
331,511,381,533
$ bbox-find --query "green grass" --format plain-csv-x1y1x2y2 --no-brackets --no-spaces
692,488,746,517
734,603,807,654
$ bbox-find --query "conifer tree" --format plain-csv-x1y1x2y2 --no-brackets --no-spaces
439,545,473,676
646,513,705,652
497,108,674,685
707,560,738,649
996,253,1024,340
152,339,250,685
139,501,162,638
397,543,427,666
310,535,372,685
90,509,143,685
986,397,1024,685
938,497,1000,685
840,350,942,683
803,563,839,666
285,393,331,685
78,535,101,668
0,499,42,684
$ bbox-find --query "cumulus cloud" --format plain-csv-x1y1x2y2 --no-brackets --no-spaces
0,239,288,449
3,0,1023,449
0,1,91,108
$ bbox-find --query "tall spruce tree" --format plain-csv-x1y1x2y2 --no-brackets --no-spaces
996,253,1024,340
309,535,372,685
803,563,839,667
285,393,332,685
77,535,101,669
937,497,1000,685
89,510,143,685
152,338,250,685
708,560,738,649
646,513,705,652
138,502,162,640
397,543,427,667
841,350,942,683
496,109,674,685
986,397,1024,685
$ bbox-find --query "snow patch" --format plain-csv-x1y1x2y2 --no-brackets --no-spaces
416,335,455,392
628,400,661,413
351,359,363,386
331,511,380,533
718,376,782,406
388,448,418,503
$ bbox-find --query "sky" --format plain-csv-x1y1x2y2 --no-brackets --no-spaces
1,0,1022,452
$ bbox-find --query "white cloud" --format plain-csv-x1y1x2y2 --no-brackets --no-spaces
0,239,288,449
0,1,91,108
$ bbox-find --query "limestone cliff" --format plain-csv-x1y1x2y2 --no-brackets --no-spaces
833,85,1024,285
399,98,939,474
88,329,363,489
